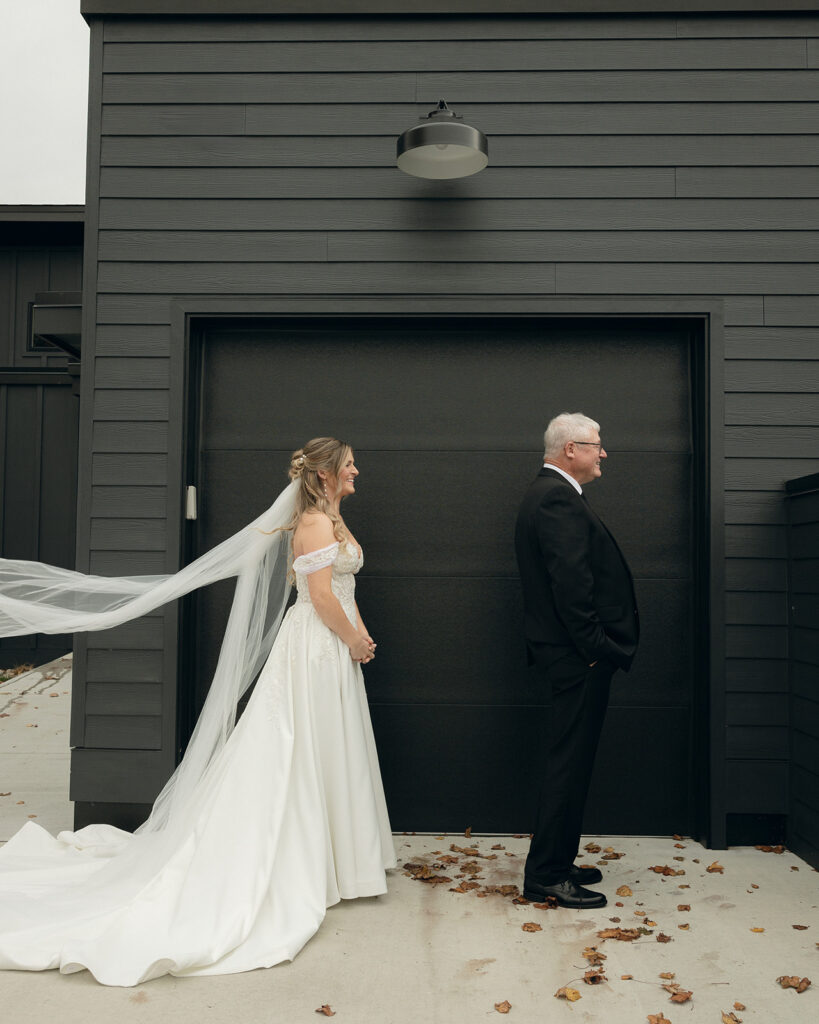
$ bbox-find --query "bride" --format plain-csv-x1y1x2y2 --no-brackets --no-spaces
0,437,395,985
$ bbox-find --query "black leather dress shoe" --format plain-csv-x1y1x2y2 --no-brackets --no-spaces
570,864,603,885
522,878,607,908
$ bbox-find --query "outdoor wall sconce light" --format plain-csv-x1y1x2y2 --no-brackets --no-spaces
396,99,488,179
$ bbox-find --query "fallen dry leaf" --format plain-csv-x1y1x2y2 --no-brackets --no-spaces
27,814,36,819
678,924,690,930
734,1002,746,1011
650,865,685,877
677,904,691,911
582,946,607,965
793,924,809,930
645,920,658,928
609,916,621,923
722,1013,742,1023
449,881,480,893
315,1006,335,1017
750,927,765,933
491,843,505,850
583,967,607,985
674,842,685,849
494,1000,511,1014
464,826,472,838
531,900,557,910
755,844,785,854
659,972,676,980
584,842,602,853
616,884,633,897
647,1015,671,1024
521,922,542,933
635,910,646,917
621,974,633,980
669,989,692,1004
615,901,624,907
791,865,800,871
656,933,672,944
403,862,451,885
0,792,10,797
15,800,24,805
602,851,624,860
555,987,581,1002
776,975,811,993
482,885,520,898
597,927,642,941
707,861,724,873
450,843,480,857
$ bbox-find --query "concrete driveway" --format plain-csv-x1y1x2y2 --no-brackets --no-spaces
1,658,815,1022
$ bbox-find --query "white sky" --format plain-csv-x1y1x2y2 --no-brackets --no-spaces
0,0,89,205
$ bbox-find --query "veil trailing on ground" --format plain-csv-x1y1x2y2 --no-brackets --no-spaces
0,480,297,879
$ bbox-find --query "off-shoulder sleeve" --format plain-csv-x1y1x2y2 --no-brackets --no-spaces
292,542,339,576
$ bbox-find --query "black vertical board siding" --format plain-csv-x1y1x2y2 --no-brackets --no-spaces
786,478,819,869
72,9,819,837
0,242,81,666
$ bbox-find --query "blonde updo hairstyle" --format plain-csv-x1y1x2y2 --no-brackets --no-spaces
287,436,352,544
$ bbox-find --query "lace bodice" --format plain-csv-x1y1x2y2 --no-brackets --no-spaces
293,541,362,619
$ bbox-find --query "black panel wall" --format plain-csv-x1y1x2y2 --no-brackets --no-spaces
0,228,82,666
72,8,819,837
786,473,819,870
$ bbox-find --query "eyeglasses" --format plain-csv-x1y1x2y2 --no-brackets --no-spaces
571,440,603,451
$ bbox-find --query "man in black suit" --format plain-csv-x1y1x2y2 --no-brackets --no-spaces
515,412,639,908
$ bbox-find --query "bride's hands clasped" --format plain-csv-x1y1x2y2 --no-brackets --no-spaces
350,632,376,664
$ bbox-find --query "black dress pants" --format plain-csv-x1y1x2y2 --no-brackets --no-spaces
524,655,614,885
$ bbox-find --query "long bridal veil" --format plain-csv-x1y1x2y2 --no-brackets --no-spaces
0,480,298,930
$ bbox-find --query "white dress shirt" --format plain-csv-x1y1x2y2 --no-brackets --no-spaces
543,462,582,495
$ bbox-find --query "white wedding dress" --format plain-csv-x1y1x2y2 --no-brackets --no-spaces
0,539,395,986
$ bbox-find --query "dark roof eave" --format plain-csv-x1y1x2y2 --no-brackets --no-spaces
80,1,817,19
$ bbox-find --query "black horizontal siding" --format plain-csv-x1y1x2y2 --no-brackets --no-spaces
73,9,819,824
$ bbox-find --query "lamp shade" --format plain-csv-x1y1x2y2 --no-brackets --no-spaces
397,100,488,180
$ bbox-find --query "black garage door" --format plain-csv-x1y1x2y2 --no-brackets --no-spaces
184,317,701,836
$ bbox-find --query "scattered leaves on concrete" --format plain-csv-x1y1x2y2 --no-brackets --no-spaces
555,987,581,1002
650,865,685,876
598,927,642,941
582,946,607,965
584,967,607,985
707,861,724,874
449,881,480,893
776,976,811,993
403,862,451,884
755,844,785,854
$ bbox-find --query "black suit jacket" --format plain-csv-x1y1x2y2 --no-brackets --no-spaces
515,467,639,673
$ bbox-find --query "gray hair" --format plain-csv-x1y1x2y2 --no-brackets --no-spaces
543,412,601,459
